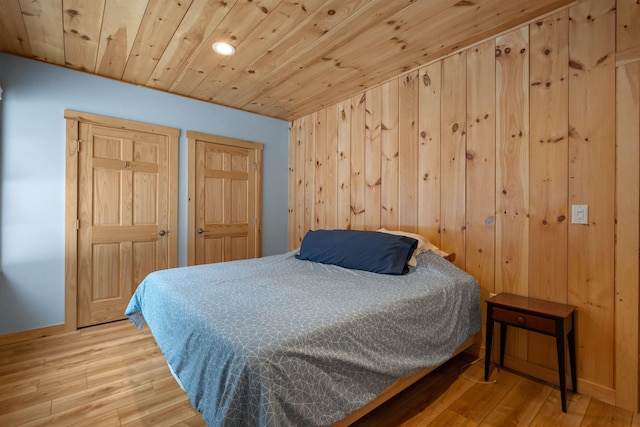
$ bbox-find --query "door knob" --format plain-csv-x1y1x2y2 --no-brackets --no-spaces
197,228,204,234
158,229,166,236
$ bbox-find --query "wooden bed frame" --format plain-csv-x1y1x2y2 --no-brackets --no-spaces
332,336,477,427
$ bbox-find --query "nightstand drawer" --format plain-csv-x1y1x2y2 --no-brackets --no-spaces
492,307,556,334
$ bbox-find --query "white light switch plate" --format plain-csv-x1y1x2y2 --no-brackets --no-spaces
572,204,588,225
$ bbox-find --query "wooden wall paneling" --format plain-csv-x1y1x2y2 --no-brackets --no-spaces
350,93,367,230
616,0,640,63
417,63,443,246
337,100,352,230
380,79,400,230
324,104,339,230
146,0,238,90
221,0,377,109
95,0,147,78
440,52,467,269
568,0,616,394
188,0,326,100
283,0,577,119
238,0,415,116
305,113,317,235
18,0,64,64
294,117,306,248
495,26,530,359
495,26,530,296
285,1,636,405
274,0,452,113
348,0,573,100
122,0,194,84
62,0,105,71
0,0,32,56
314,109,327,230
285,0,636,408
169,0,281,96
528,11,569,370
376,1,567,72
465,39,496,347
365,85,382,230
268,0,453,119
398,71,420,233
615,60,640,412
288,122,296,250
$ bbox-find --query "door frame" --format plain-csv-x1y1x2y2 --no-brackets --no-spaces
64,110,179,331
186,130,263,266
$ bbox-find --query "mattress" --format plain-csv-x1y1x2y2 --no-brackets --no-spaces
125,249,481,426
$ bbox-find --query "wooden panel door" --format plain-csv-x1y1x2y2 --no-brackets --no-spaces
187,131,262,265
66,111,178,329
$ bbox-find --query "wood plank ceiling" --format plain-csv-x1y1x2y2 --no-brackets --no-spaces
0,0,575,121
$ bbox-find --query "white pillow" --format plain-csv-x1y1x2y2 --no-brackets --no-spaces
376,228,450,266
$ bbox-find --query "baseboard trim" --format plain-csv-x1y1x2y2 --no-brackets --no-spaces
500,355,616,406
0,324,67,346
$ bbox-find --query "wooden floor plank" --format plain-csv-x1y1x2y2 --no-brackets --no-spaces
353,355,484,426
428,408,478,427
171,414,209,426
0,378,39,401
0,376,87,418
0,320,635,426
0,400,51,427
530,388,591,427
27,384,158,427
580,399,634,427
67,409,121,427
445,366,522,423
0,358,45,377
152,374,188,393
120,398,201,426
41,333,154,367
86,350,166,388
0,322,136,362
480,376,553,426
50,368,167,414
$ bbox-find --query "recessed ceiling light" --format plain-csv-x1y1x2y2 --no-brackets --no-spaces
212,42,236,56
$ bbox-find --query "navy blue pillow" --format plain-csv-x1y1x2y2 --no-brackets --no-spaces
296,229,418,275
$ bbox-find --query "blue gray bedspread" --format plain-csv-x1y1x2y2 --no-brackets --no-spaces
125,250,481,426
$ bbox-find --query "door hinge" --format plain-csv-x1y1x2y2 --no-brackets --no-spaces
253,162,257,171
253,217,257,225
75,139,82,153
76,219,80,230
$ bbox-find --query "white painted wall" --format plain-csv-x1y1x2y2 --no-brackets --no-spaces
0,53,290,334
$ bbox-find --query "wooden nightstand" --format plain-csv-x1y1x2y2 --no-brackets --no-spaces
484,293,577,412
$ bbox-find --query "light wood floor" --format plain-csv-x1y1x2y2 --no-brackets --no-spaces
0,320,637,427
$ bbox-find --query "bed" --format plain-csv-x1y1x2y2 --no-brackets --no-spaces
125,230,481,426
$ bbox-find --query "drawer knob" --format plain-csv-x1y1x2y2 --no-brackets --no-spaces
517,316,525,324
